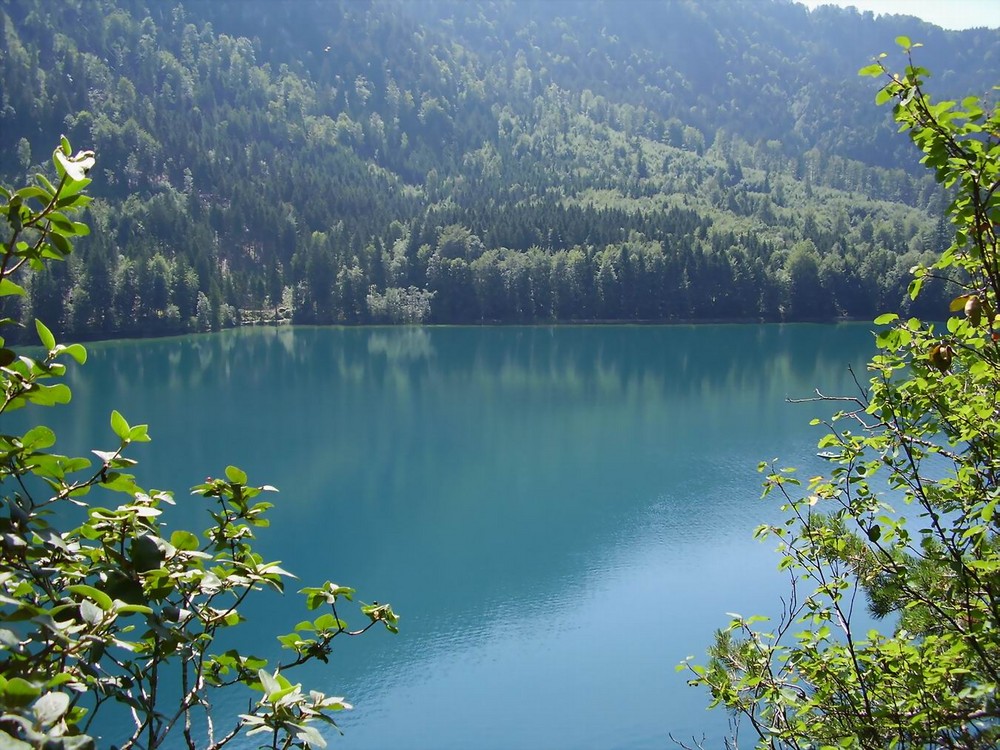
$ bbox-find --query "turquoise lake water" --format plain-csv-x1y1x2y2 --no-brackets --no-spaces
24,323,878,749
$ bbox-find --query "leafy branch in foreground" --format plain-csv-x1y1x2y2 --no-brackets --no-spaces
681,39,1000,750
0,140,398,749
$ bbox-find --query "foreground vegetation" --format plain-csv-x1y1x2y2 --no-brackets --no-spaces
0,143,397,748
684,42,1000,750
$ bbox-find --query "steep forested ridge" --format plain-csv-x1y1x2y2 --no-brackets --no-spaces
1,0,996,337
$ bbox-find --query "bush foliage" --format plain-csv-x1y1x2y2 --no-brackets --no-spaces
684,40,1000,750
0,142,398,749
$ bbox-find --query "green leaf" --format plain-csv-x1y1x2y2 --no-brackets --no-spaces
0,279,26,298
47,212,76,235
14,186,52,203
26,383,72,406
313,613,342,632
44,674,76,690
104,574,144,605
48,230,72,256
35,319,56,350
130,535,164,573
110,410,130,441
873,313,899,325
66,584,113,611
128,424,150,442
895,35,912,50
277,633,305,649
949,294,972,312
225,465,248,484
22,425,56,450
2,677,42,706
61,343,87,364
170,530,200,551
114,603,153,615
34,174,56,194
58,176,91,200
102,475,139,494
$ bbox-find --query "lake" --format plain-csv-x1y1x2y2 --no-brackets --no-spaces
26,323,877,749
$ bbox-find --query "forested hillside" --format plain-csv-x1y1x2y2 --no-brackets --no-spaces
1,0,997,337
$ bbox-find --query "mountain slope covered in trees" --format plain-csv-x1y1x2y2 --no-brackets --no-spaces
1,0,997,337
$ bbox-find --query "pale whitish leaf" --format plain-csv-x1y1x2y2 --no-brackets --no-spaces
33,692,70,728
261,562,297,578
79,600,102,625
0,731,33,749
126,505,162,518
296,725,328,748
258,669,280,697
201,571,223,593
54,149,95,182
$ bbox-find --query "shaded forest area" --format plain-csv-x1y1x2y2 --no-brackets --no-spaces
1,0,997,338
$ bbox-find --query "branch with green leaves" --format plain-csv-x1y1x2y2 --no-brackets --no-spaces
1,140,398,750
683,41,1000,750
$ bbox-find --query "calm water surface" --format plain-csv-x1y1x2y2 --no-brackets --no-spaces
32,324,876,749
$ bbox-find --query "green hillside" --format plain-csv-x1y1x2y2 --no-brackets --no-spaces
1,0,996,337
